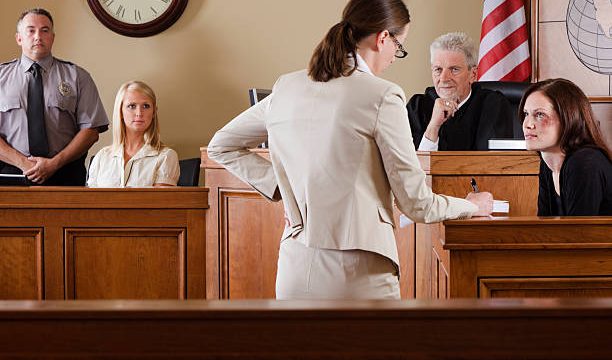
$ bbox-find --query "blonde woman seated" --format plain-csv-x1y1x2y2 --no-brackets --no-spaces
87,81,179,187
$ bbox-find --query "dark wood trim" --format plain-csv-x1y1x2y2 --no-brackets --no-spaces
1,299,611,359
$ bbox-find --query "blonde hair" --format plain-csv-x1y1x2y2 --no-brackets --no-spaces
112,80,163,151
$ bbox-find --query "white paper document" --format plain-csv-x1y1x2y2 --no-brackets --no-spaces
493,200,510,213
399,214,413,228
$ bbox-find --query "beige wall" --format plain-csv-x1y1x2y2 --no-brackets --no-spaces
0,0,483,158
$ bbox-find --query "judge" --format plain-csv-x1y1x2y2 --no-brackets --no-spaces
407,32,513,150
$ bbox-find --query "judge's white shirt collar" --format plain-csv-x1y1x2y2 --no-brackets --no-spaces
457,90,472,109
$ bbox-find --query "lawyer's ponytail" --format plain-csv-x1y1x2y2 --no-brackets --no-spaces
308,0,410,82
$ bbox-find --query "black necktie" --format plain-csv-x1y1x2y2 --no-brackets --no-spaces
27,63,49,157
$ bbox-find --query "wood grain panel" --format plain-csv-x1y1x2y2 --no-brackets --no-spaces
2,298,612,359
0,187,206,209
393,208,415,299
220,189,284,299
433,175,537,216
0,188,207,300
439,217,612,298
443,217,612,249
419,151,540,175
0,229,43,300
472,249,612,278
64,228,186,300
480,277,612,298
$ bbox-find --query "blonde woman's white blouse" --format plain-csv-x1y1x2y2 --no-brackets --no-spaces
87,144,180,187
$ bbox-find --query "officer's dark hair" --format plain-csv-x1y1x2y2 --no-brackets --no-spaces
17,8,54,32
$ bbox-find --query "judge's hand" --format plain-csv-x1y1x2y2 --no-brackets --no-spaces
466,191,493,217
423,97,460,143
431,97,459,127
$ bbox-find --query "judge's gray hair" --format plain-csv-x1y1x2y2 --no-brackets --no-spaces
430,32,477,68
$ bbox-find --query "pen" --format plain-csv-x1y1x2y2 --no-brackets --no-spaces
470,177,479,193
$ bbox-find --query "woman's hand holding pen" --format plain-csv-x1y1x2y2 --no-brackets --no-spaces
466,178,493,216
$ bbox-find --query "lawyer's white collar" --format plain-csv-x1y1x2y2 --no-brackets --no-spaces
355,53,374,75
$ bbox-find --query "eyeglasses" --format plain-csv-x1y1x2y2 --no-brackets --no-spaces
390,34,408,59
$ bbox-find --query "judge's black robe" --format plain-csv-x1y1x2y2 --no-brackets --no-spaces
407,83,513,150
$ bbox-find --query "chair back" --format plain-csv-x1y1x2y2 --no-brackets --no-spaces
477,81,531,139
178,158,201,186
248,88,272,106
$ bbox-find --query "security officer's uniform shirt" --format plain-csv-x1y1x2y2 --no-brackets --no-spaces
0,54,109,157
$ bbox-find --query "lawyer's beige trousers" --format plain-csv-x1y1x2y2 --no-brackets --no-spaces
275,238,400,300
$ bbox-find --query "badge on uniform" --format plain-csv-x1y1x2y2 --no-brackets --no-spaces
58,81,72,96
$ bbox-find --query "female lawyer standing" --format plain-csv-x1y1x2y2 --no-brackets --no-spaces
208,0,492,300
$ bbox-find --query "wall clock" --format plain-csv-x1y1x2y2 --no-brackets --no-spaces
87,0,188,38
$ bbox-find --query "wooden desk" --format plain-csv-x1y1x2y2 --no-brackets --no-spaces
0,187,208,300
426,216,612,298
202,148,541,299
416,151,540,297
1,298,611,359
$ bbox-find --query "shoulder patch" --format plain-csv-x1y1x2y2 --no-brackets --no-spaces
0,59,18,66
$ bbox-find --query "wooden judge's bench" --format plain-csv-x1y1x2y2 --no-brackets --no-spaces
201,148,612,299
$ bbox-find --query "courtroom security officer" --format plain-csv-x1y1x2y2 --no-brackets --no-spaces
0,8,108,185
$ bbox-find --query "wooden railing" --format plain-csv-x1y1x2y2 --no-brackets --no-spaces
0,298,611,359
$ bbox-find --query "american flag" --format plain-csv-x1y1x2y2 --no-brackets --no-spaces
477,0,531,81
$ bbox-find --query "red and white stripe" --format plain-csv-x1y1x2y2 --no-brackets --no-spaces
477,0,531,81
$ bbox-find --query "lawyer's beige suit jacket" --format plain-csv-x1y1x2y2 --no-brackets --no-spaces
208,68,477,267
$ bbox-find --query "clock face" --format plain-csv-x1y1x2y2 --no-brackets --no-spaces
88,0,188,37
99,0,172,25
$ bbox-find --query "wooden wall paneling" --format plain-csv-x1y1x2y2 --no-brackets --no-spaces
432,227,450,299
393,208,415,299
433,175,538,216
220,189,284,299
43,222,65,300
416,151,541,298
0,228,43,300
0,188,208,300
480,277,612,298
2,299,612,359
442,217,612,298
463,249,612,298
64,228,186,300
415,223,433,298
448,251,480,298
431,247,440,298
186,209,207,299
